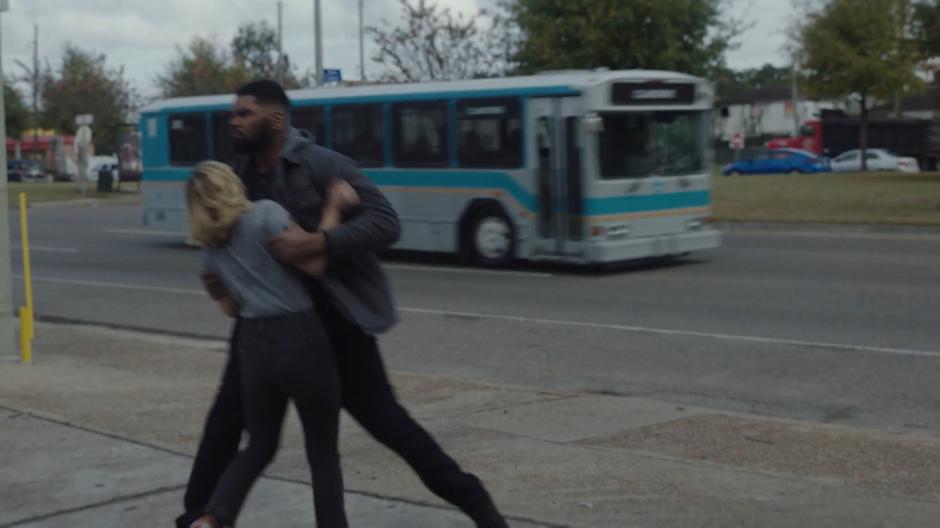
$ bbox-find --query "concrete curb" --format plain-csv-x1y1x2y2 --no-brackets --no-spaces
12,195,142,210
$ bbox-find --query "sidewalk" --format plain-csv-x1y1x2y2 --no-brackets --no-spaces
2,322,940,527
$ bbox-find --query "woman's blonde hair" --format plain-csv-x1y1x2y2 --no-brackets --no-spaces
186,161,252,247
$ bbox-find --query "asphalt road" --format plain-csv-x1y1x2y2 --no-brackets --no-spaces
7,202,940,435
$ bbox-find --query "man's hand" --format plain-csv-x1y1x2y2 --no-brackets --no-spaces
267,222,326,263
200,271,229,300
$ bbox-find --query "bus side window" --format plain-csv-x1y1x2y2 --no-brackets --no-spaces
332,104,384,167
169,113,208,166
393,101,449,167
457,98,522,168
211,111,234,166
291,107,326,145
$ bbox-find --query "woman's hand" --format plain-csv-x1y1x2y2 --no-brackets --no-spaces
326,180,360,212
200,271,229,300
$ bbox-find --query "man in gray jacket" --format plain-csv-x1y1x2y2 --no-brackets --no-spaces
177,80,508,528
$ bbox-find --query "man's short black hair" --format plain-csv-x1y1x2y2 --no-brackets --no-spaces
236,79,290,110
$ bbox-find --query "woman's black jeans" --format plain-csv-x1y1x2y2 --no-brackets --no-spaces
204,310,346,527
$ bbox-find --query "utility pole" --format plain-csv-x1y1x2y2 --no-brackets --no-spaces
0,0,18,357
895,0,909,118
31,24,37,161
790,61,801,136
277,1,283,83
314,0,323,85
359,0,365,82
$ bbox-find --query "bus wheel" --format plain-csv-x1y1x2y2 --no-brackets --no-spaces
468,206,515,266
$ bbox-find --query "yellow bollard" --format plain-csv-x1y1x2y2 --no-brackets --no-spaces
19,307,31,364
19,192,34,363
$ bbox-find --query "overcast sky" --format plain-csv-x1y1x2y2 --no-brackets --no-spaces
0,0,795,99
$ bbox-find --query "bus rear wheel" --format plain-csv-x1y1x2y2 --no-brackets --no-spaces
467,205,515,267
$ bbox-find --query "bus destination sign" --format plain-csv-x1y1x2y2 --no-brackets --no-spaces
611,82,695,105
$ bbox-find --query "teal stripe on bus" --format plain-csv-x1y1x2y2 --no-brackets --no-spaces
143,167,709,217
364,170,538,211
584,190,709,215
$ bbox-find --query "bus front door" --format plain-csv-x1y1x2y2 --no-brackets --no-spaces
531,97,584,258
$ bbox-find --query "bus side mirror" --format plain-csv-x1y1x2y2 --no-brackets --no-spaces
582,113,604,133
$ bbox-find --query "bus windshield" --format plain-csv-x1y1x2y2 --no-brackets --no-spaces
598,111,708,179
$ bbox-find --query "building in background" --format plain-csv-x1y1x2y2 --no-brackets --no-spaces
871,93,936,119
5,129,82,180
715,86,841,142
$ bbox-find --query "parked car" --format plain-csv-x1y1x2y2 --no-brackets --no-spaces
722,148,831,176
7,160,47,182
829,148,920,173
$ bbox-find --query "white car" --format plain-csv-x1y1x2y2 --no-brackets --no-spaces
829,148,920,173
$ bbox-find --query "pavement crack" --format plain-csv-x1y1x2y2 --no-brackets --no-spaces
423,393,579,421
0,484,185,528
0,404,195,460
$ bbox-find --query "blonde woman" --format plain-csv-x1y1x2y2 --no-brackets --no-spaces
186,161,355,528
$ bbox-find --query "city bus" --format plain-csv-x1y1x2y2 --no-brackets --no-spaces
138,70,720,266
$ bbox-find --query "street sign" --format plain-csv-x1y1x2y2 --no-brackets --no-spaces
323,69,342,83
75,114,94,126
730,133,744,150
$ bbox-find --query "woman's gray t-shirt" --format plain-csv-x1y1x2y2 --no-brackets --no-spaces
202,199,313,318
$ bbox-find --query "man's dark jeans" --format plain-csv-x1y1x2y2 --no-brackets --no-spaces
178,301,504,528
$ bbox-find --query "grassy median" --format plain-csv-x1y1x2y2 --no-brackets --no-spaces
6,181,138,207
712,171,940,225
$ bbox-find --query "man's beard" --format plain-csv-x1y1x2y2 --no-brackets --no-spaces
232,120,275,154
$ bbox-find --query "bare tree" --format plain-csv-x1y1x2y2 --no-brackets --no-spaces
367,0,509,82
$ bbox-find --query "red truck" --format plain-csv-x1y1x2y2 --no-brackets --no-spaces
766,110,940,169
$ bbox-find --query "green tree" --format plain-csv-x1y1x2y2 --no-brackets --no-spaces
912,0,940,55
504,0,746,78
367,0,508,82
799,0,920,170
156,36,250,98
911,0,940,112
41,44,135,154
231,21,305,87
4,80,29,139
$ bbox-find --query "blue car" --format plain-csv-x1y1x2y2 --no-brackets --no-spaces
722,148,830,175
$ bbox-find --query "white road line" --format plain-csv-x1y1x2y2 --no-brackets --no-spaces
16,274,939,359
15,275,204,296
728,230,940,242
11,246,79,253
398,306,940,359
102,228,182,237
385,263,552,278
